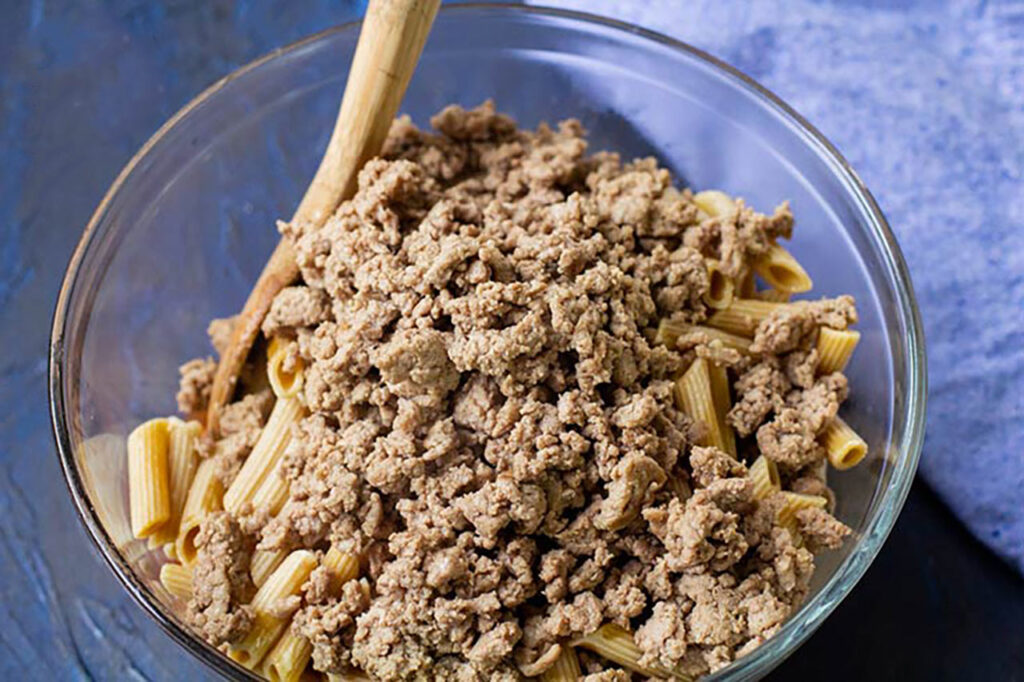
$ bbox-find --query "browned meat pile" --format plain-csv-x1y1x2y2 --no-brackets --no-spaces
182,102,852,680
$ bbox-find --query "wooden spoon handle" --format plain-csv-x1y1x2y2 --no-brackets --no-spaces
206,0,440,434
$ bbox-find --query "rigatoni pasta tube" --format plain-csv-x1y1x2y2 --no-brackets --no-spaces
540,644,581,682
675,358,736,457
263,628,313,682
777,492,828,526
822,416,868,470
817,327,861,374
224,397,303,514
250,458,290,518
574,623,691,680
656,320,752,355
229,549,318,668
748,455,780,500
693,189,735,219
263,546,360,682
149,418,201,545
159,562,192,600
703,260,734,310
176,457,224,565
267,337,305,400
752,241,813,293
327,672,372,682
127,418,171,538
706,298,786,337
251,548,288,588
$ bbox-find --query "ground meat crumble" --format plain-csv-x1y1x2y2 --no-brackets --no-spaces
180,102,857,679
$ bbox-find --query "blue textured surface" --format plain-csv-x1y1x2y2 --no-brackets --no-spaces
0,1,1020,680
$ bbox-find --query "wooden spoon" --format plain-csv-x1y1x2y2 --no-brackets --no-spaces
206,0,441,434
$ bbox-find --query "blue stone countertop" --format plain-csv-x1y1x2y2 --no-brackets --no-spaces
1,1,1021,680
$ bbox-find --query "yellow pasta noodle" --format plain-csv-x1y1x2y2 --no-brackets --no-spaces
229,549,318,668
777,491,828,526
675,358,736,457
703,260,734,310
250,458,290,518
748,455,781,500
224,396,303,514
159,562,192,600
176,457,224,565
251,548,288,588
574,623,691,680
268,336,305,400
326,672,371,682
822,416,868,470
656,319,753,355
706,298,786,337
816,327,861,374
693,189,736,219
148,418,201,545
263,627,313,682
540,644,582,681
263,547,360,682
753,288,792,303
127,418,171,538
752,240,813,293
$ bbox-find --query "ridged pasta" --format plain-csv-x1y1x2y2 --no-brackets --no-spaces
229,550,318,668
251,548,288,588
656,319,753,355
706,298,786,337
752,241,813,293
224,397,303,514
822,416,868,470
149,418,201,545
127,418,171,538
159,562,192,601
176,457,224,565
816,327,861,374
703,260,735,310
748,455,781,500
777,491,828,526
574,623,691,680
250,458,290,518
675,358,737,457
268,336,305,400
263,628,313,682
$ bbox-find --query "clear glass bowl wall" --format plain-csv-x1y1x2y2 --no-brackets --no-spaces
50,6,926,680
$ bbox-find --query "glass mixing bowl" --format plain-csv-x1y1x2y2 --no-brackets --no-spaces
50,4,926,680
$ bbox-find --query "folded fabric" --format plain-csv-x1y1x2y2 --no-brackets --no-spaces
530,0,1024,573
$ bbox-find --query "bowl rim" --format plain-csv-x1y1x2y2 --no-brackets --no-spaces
49,3,927,680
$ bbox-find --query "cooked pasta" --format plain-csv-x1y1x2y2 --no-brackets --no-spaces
692,189,736,219
326,672,372,682
748,455,781,500
706,298,785,337
149,418,201,545
263,628,313,682
816,327,861,374
574,623,691,680
268,336,305,400
159,562,192,600
251,548,289,588
753,288,792,303
675,358,736,457
540,644,582,681
224,396,303,514
176,457,224,565
127,418,171,538
250,458,290,518
656,319,753,355
777,492,828,526
703,260,735,310
752,241,813,293
822,416,868,470
229,550,318,668
323,546,361,587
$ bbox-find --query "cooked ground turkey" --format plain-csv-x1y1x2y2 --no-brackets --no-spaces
180,102,854,680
